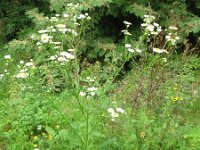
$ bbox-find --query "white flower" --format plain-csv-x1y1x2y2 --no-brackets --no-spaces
20,60,24,64
55,14,60,17
79,91,86,97
108,108,114,113
175,36,180,40
146,24,154,32
57,57,68,62
169,26,178,30
141,23,147,27
111,112,119,118
56,24,66,28
25,62,34,67
60,51,75,59
68,48,75,52
0,74,4,79
123,21,132,25
16,72,29,78
51,42,62,45
4,55,11,59
153,48,168,54
162,58,167,62
77,14,86,19
52,29,56,32
135,48,142,53
125,44,131,48
166,35,171,39
153,23,159,27
74,22,80,26
59,28,67,33
144,15,150,18
116,108,125,113
50,55,57,60
67,3,73,7
121,30,132,35
90,92,96,96
63,14,69,18
41,34,49,43
37,125,42,130
87,87,97,91
87,16,91,20
50,17,58,22
157,27,162,32
151,31,159,35
153,48,163,53
128,48,135,52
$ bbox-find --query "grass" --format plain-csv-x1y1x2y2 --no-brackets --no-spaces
0,51,199,149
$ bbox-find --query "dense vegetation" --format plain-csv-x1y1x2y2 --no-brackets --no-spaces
0,0,199,149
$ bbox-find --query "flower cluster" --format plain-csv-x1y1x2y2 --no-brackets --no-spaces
153,48,169,54
107,107,125,121
16,59,35,79
49,49,75,64
121,20,132,35
165,26,180,45
141,15,162,35
79,77,98,98
125,44,142,53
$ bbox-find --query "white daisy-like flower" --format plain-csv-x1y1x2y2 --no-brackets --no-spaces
77,14,86,19
153,48,163,53
56,24,66,28
4,55,11,59
50,17,58,22
25,62,34,67
63,14,69,18
68,49,75,52
116,107,125,113
123,21,132,25
16,72,29,78
0,74,4,79
79,91,86,97
144,15,150,18
90,92,96,96
175,36,180,40
49,55,57,61
128,48,135,52
141,23,147,27
57,57,68,62
151,31,159,35
41,34,49,43
87,87,97,91
121,30,132,35
135,48,142,53
166,35,171,39
162,58,167,62
169,26,178,30
20,60,24,64
125,44,132,48
108,108,114,113
111,112,119,118
146,24,155,32
153,23,159,27
51,42,62,45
